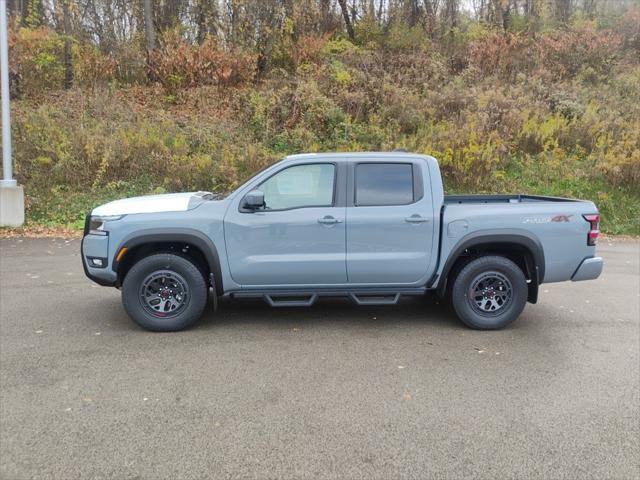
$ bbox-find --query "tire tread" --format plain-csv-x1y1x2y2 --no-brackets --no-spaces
122,253,208,332
450,255,527,330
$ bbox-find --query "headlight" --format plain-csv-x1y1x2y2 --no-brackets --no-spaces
88,215,124,235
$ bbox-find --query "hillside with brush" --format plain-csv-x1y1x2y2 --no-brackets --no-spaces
4,0,640,233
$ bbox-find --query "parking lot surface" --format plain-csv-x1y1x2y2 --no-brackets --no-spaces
1,238,638,479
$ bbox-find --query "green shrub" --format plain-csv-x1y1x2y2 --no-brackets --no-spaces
11,27,66,94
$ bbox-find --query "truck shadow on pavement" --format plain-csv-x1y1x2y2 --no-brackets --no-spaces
91,293,468,332
199,294,462,331
84,290,563,369
93,290,544,335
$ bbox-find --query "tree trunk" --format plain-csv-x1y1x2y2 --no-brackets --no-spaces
554,0,571,23
196,3,206,44
443,0,459,40
583,0,596,19
320,0,332,32
143,0,156,81
408,0,421,27
194,0,217,44
62,0,72,89
423,0,436,38
337,0,355,40
143,0,156,51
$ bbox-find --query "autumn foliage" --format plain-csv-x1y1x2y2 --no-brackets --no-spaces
5,4,640,234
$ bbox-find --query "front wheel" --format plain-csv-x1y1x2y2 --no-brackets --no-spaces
122,253,208,332
450,255,528,330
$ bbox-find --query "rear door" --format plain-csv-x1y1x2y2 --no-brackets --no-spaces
346,160,435,284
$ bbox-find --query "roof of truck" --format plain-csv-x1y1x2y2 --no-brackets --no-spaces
285,152,435,161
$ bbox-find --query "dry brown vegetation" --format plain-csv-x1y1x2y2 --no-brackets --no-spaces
3,0,639,234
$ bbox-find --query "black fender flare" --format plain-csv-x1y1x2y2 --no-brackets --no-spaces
111,228,224,295
434,229,545,300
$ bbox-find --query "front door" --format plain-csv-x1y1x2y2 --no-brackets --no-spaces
224,162,347,286
346,161,435,284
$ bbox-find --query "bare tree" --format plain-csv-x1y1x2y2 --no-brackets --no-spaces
442,0,458,39
423,0,438,38
337,0,355,40
554,0,572,23
194,0,218,44
319,0,333,32
62,0,72,89
407,0,421,26
142,0,155,81
143,0,155,51
583,0,597,18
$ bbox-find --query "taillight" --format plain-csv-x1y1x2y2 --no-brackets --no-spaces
583,214,600,246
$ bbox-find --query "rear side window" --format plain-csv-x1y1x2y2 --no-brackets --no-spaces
355,163,414,206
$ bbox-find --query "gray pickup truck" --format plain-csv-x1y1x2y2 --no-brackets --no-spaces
81,152,603,331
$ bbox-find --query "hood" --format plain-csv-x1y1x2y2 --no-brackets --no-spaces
92,191,214,216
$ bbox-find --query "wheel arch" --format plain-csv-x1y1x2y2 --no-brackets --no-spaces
435,230,545,303
112,228,224,295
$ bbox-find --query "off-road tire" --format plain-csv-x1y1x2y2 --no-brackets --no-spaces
122,253,208,332
450,255,528,330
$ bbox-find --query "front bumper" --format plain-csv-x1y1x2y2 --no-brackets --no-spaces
81,234,118,286
571,256,603,282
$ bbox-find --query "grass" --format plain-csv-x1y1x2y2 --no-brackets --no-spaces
502,157,640,235
12,158,638,236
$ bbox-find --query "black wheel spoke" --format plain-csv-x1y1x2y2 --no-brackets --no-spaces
468,271,513,316
139,270,189,319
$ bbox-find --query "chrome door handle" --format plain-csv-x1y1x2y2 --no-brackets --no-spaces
318,216,342,225
405,215,429,223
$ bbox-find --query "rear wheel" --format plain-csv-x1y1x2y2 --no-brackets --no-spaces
122,253,208,331
450,255,528,330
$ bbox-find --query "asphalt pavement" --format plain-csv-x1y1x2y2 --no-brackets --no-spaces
0,237,638,479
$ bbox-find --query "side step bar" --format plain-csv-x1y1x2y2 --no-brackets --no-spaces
348,293,400,305
263,294,318,307
231,288,425,307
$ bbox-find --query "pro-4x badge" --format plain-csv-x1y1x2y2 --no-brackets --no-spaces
551,215,573,222
523,215,573,224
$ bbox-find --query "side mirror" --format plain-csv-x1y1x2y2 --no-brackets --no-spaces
243,190,265,210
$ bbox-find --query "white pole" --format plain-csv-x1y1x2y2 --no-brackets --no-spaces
0,0,15,187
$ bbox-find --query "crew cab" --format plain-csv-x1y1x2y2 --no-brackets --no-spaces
81,152,603,331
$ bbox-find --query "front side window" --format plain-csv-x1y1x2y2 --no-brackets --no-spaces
355,163,414,206
259,163,335,210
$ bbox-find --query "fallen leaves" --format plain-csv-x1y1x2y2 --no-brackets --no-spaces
0,226,81,238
